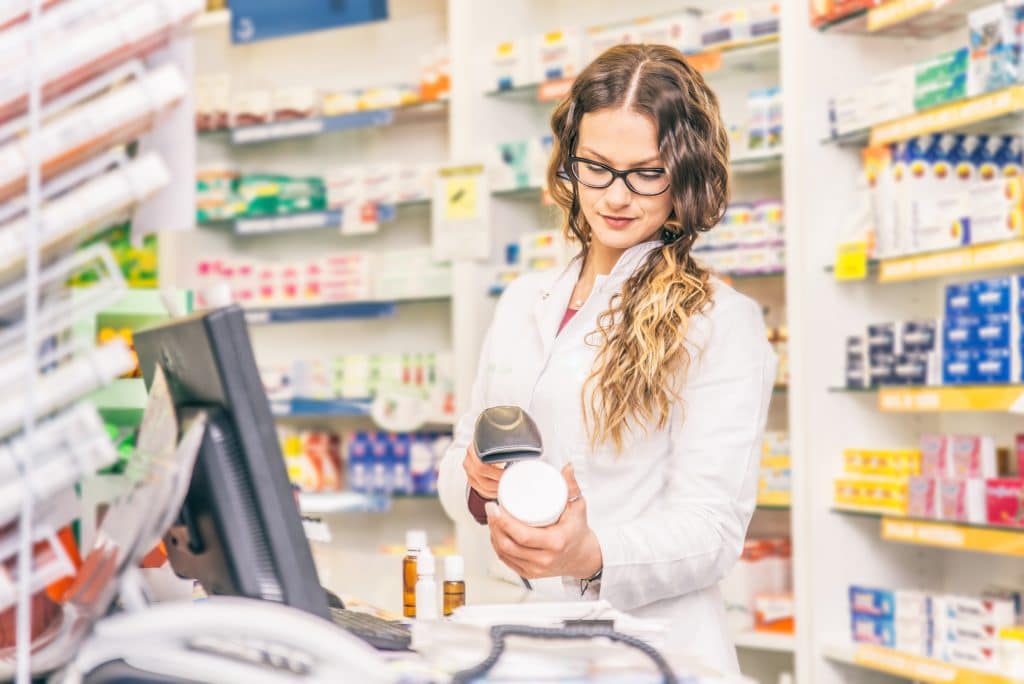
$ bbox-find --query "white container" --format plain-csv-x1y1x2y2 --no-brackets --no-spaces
498,459,568,527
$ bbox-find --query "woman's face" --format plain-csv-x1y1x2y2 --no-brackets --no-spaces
574,108,673,253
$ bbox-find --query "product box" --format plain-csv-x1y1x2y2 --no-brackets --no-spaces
944,318,977,351
975,346,1020,384
582,23,636,63
896,590,932,620
911,134,971,254
965,176,1024,246
914,73,967,112
968,1,1023,97
946,282,973,318
850,586,896,618
952,435,997,479
902,320,940,353
977,313,1018,348
921,434,952,477
940,478,968,521
754,592,794,634
893,352,937,386
851,613,896,647
907,476,938,518
230,90,271,127
868,323,897,356
271,86,318,121
943,350,976,385
934,616,1006,645
636,12,701,54
933,595,1017,625
531,29,582,83
934,642,1000,672
491,39,532,91
986,478,1024,527
971,276,1022,316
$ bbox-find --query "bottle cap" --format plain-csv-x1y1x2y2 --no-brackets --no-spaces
417,549,435,576
445,555,464,582
406,530,427,552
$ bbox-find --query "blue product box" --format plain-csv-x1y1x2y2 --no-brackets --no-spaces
902,320,939,353
389,435,411,495
893,353,930,386
851,614,896,647
943,350,976,385
945,282,973,318
370,433,390,495
975,347,1017,384
850,586,896,617
943,318,977,350
869,353,896,387
977,313,1017,348
348,432,370,493
868,324,897,356
410,435,437,495
971,277,1020,315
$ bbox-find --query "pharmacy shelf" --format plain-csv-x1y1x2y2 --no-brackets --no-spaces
829,239,1024,283
484,35,780,101
202,201,431,236
825,85,1024,148
720,267,786,280
833,508,1024,557
818,0,994,38
199,100,448,146
243,295,450,325
830,385,1024,413
299,491,390,515
822,641,1014,684
733,631,795,653
269,397,373,418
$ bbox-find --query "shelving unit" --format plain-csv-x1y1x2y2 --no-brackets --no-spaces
822,641,1016,684
734,631,797,654
834,508,1024,557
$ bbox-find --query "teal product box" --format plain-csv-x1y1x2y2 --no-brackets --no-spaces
915,47,969,87
914,74,967,112
850,586,896,618
851,614,896,647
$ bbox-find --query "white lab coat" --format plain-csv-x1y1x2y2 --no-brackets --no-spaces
438,239,776,675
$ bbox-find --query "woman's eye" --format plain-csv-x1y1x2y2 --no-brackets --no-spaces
636,171,664,180
585,164,606,173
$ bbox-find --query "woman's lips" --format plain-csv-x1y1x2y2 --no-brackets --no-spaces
601,214,635,229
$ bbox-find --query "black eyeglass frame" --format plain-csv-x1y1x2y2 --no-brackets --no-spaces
566,156,670,196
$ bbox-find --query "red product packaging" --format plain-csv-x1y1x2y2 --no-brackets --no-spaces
986,478,1024,527
920,434,951,478
907,477,937,518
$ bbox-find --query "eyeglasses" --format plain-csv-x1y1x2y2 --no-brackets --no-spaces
567,156,670,196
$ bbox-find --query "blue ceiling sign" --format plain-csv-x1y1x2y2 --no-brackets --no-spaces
229,1,389,44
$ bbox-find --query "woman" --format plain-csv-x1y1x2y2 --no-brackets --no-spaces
438,43,776,675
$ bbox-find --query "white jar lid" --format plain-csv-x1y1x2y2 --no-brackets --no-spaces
498,460,568,527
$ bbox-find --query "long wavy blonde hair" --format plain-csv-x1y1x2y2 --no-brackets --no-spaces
546,44,730,452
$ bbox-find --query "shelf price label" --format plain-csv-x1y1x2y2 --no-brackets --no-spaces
879,240,1024,282
853,644,1012,684
879,386,1024,413
871,86,1024,146
882,517,1024,557
834,240,868,281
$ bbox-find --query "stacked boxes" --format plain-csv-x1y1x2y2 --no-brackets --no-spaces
850,586,1019,671
280,428,344,493
835,447,920,514
694,200,785,276
845,320,941,390
347,432,452,497
943,276,1023,385
863,134,1024,261
720,537,793,634
758,431,790,506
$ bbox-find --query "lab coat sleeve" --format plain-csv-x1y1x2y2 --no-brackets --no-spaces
590,296,776,611
437,316,496,528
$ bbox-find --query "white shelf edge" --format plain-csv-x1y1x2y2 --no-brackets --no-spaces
821,640,857,665
733,630,795,653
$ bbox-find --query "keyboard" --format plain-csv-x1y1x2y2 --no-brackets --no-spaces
329,607,412,651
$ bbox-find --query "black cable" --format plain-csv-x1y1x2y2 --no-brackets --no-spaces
450,624,679,684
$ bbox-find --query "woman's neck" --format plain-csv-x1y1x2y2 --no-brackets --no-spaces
582,241,624,279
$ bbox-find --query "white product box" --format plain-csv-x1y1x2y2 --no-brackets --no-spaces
968,177,1024,245
531,29,583,83
934,642,1001,672
271,85,319,121
933,596,1017,626
396,163,434,203
491,38,532,91
362,163,398,207
636,12,701,54
895,590,931,620
230,90,272,127
583,23,636,63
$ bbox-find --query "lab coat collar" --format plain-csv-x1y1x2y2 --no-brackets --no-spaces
532,240,663,357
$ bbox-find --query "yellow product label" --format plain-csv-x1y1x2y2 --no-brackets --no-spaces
496,42,515,56
879,239,1024,282
852,643,1009,684
879,385,1024,413
444,177,479,220
867,0,936,32
760,456,791,469
871,86,1024,147
835,240,868,281
543,31,564,44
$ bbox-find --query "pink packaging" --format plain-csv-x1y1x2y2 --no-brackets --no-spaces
1016,434,1024,476
951,435,997,478
986,478,1024,527
920,434,951,477
907,477,937,518
939,479,967,521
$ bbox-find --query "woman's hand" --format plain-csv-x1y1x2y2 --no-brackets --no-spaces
462,442,504,499
485,464,603,580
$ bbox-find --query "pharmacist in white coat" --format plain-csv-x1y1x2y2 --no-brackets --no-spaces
438,43,776,676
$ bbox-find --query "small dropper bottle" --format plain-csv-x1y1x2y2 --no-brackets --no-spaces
402,530,427,618
414,548,438,620
443,555,466,616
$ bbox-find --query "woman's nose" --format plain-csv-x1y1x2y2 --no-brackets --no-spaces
603,176,632,208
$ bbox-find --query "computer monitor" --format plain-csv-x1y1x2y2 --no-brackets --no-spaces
134,304,330,620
